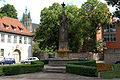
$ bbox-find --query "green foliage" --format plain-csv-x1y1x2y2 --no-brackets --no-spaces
96,39,107,53
67,60,96,67
0,62,44,76
33,41,56,57
0,66,4,76
40,59,49,64
66,64,97,77
101,64,120,79
2,64,43,76
31,60,48,64
34,1,111,53
80,0,111,53
31,60,44,65
105,0,120,18
118,23,120,27
66,60,97,77
0,4,17,19
33,42,41,53
34,3,83,52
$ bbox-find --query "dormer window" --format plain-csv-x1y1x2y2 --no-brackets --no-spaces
18,26,23,32
3,23,9,29
11,25,16,30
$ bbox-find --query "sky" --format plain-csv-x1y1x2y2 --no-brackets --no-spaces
0,0,116,24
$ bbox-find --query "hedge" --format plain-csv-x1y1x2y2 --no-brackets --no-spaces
31,60,44,65
66,64,97,77
2,64,44,76
40,59,49,64
66,60,97,77
67,60,96,67
0,61,44,76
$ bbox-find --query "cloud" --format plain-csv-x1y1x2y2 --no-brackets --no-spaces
0,0,116,24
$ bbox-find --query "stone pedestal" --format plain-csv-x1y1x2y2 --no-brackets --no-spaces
56,50,72,59
48,58,79,66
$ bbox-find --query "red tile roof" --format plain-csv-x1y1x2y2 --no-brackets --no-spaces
0,16,33,36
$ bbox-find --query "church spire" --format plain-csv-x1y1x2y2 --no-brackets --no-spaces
28,11,31,20
25,6,27,15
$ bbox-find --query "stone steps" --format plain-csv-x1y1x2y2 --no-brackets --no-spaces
43,65,66,73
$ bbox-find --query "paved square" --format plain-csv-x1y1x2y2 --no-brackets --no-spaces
0,72,118,80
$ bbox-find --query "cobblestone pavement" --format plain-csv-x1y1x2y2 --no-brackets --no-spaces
0,72,120,80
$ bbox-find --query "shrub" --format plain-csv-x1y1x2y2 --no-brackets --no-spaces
31,60,44,65
2,64,44,76
0,66,4,76
66,60,97,77
66,64,97,77
40,59,49,64
67,60,96,67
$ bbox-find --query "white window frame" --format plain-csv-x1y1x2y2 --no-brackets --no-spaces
24,37,27,44
1,34,5,42
0,49,4,56
7,35,11,43
14,36,17,43
19,36,22,44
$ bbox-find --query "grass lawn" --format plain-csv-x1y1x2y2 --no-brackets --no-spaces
101,64,120,79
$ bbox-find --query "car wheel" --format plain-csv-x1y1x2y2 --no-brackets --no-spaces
13,62,15,64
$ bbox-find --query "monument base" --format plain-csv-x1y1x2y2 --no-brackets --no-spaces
56,50,72,59
48,58,79,66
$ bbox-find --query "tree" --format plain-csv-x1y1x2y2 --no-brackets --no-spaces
80,0,111,53
105,0,120,18
0,4,17,19
33,41,41,54
34,1,111,53
34,3,83,52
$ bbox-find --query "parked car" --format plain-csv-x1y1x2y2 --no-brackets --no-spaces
21,57,39,64
0,58,15,65
115,60,120,64
0,58,4,65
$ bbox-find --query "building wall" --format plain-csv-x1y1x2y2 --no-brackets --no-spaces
106,22,120,49
104,53,120,64
0,32,32,61
96,22,120,63
96,27,103,41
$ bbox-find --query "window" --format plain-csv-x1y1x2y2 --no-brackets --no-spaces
3,23,9,29
11,25,16,30
7,35,11,43
104,23,116,33
24,37,27,44
103,23,116,42
18,26,23,32
103,34,116,42
19,36,22,44
1,34,5,42
0,49,4,56
28,37,31,44
14,36,17,43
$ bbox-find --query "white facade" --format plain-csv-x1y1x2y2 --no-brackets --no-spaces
0,32,32,63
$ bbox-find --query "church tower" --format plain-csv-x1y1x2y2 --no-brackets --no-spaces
21,7,33,33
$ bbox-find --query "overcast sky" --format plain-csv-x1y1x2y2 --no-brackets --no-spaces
0,0,116,24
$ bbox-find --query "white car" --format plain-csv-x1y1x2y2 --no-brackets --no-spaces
21,57,39,64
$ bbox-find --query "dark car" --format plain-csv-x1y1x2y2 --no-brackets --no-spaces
115,60,120,64
0,58,15,65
